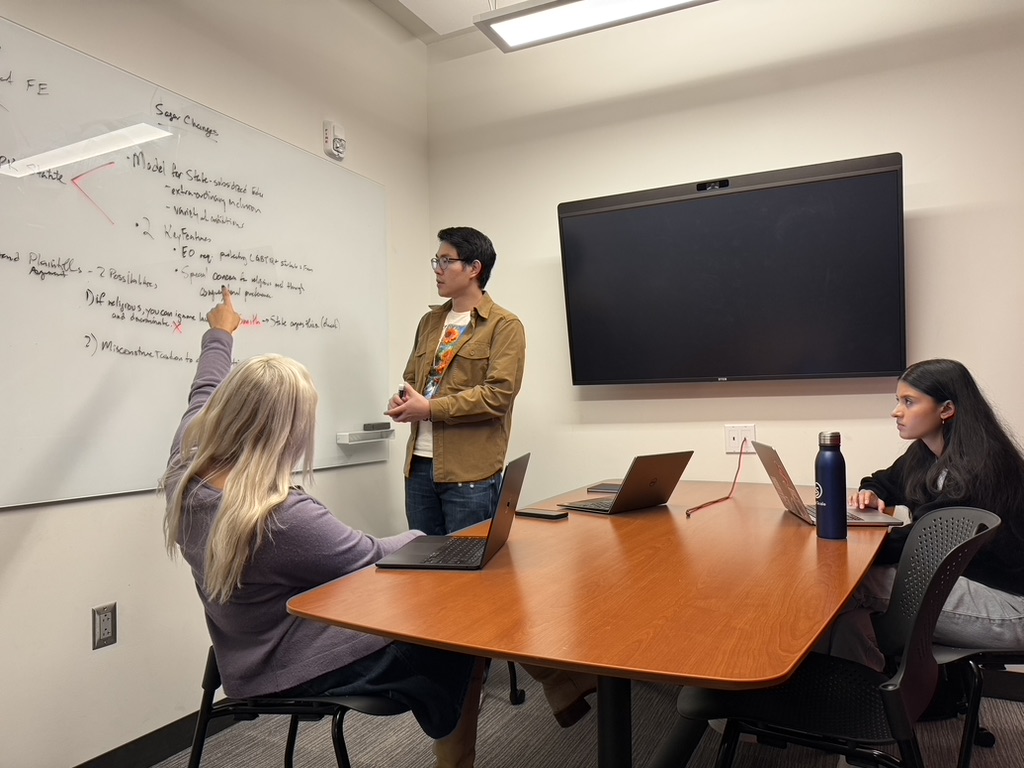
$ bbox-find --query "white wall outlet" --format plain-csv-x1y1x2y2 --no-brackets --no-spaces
724,424,756,454
323,120,346,161
92,602,117,649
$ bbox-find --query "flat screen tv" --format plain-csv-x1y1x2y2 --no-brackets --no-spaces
557,153,906,385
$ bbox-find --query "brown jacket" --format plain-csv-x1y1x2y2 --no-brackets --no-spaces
402,293,526,482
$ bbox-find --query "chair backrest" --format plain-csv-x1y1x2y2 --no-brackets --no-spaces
872,507,1000,731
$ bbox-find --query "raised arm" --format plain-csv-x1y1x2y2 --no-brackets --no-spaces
168,287,243,460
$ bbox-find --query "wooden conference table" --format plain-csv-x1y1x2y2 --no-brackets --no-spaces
288,480,888,767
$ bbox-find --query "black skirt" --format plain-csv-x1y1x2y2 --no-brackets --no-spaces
270,641,476,739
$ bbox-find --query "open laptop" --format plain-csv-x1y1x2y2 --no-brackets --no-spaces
557,451,693,514
751,441,902,527
376,453,530,570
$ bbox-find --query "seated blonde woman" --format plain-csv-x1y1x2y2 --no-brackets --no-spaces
162,288,594,768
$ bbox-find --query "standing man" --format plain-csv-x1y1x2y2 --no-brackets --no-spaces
387,227,526,535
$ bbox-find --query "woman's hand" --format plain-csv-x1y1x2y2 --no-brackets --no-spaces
849,489,886,512
208,285,242,334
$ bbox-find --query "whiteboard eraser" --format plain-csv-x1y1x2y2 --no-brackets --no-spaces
363,422,390,431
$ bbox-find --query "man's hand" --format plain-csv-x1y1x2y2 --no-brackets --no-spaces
386,383,431,422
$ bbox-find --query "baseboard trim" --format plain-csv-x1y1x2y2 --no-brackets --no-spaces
73,711,235,768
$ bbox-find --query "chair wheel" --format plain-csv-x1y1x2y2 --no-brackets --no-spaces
974,726,996,748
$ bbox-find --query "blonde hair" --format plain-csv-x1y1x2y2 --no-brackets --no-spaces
162,354,318,603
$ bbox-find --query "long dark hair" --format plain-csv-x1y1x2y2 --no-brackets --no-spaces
898,359,1024,514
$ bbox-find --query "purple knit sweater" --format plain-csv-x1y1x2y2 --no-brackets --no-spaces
167,329,417,697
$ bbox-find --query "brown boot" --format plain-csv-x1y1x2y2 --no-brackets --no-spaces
520,664,598,728
433,658,485,768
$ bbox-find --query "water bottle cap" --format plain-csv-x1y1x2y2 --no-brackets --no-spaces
818,431,841,446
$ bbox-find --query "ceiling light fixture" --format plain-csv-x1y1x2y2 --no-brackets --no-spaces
0,123,172,178
474,0,720,53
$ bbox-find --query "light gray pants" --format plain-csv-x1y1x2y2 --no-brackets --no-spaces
823,565,1024,671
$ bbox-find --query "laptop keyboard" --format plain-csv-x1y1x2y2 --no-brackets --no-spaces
422,536,486,565
565,497,614,512
806,506,864,523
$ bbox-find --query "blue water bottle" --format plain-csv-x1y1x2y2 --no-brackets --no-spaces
814,431,847,540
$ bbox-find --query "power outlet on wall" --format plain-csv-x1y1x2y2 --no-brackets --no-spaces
92,602,117,649
724,424,756,454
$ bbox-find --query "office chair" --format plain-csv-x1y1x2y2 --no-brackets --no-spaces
188,646,411,768
932,644,1024,767
648,506,1000,768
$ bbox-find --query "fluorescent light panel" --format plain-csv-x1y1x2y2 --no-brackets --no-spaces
0,123,172,178
475,0,719,53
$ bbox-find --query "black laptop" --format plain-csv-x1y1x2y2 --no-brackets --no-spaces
557,451,693,514
376,453,530,570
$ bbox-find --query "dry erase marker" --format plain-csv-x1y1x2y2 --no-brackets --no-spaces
398,385,407,400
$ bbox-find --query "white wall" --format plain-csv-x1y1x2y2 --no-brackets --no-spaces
426,0,1024,500
0,2,428,766
4,0,1024,765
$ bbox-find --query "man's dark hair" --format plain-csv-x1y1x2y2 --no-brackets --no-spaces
438,226,496,289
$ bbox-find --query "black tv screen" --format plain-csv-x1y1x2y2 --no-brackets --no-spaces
557,153,906,385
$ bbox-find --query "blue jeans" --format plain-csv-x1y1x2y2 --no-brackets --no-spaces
405,457,501,534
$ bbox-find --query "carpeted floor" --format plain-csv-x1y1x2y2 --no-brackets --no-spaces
156,663,1024,767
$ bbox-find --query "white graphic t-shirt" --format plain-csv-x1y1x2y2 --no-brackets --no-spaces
413,310,471,457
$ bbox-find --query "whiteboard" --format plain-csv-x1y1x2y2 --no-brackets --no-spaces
0,19,390,509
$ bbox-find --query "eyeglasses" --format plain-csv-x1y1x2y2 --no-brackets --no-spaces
430,256,467,271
